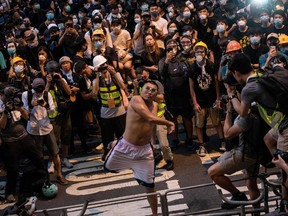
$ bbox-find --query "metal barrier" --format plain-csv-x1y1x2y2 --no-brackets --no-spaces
35,172,282,216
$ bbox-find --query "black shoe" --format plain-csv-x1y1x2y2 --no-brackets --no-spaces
186,139,199,152
170,139,179,151
203,134,210,142
166,160,174,170
154,151,163,166
221,192,248,210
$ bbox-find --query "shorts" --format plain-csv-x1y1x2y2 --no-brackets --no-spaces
104,138,155,188
169,106,194,119
195,107,220,128
31,130,59,157
50,113,72,146
268,127,288,151
218,148,259,177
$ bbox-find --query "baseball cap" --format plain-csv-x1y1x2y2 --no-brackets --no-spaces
32,78,45,88
92,29,105,37
59,56,72,65
141,11,150,17
267,33,279,40
47,23,57,30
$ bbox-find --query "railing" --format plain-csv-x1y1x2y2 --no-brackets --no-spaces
35,172,282,216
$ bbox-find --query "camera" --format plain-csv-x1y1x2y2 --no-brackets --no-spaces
97,65,108,72
144,20,150,27
167,47,173,52
138,78,146,88
65,23,73,29
273,149,288,162
222,71,238,86
52,73,60,80
3,87,23,112
37,98,45,106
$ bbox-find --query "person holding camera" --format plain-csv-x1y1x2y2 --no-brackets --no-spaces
22,78,68,185
92,55,127,161
0,86,48,203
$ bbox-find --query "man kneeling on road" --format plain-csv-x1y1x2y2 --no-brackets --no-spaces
104,81,175,216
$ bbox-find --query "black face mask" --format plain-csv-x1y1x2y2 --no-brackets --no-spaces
51,35,59,41
34,85,45,93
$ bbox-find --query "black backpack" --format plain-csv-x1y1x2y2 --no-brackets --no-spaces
254,66,288,115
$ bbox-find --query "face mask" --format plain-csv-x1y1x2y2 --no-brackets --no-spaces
199,14,207,20
182,32,191,36
78,13,83,19
250,36,260,45
95,41,104,49
196,55,203,63
93,23,102,30
187,4,194,10
34,4,40,11
183,45,191,51
141,4,149,11
274,18,283,26
65,5,71,13
168,12,173,18
151,11,159,17
183,11,191,18
226,14,235,19
237,20,246,28
51,35,59,41
84,3,90,9
7,48,16,55
118,8,123,13
168,28,177,34
14,65,25,74
2,2,7,8
216,24,225,33
260,15,269,23
34,85,45,93
24,23,30,28
73,18,78,25
134,18,141,23
167,7,172,12
47,13,54,20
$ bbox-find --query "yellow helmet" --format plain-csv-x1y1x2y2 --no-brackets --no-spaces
279,34,288,45
193,41,208,51
12,56,25,66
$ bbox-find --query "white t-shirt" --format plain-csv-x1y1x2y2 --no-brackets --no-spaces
110,29,131,52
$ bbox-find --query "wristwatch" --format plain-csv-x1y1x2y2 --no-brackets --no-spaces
228,95,237,100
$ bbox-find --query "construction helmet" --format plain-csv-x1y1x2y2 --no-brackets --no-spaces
42,182,58,199
193,41,208,51
93,55,107,67
11,56,25,66
226,40,241,53
279,34,288,45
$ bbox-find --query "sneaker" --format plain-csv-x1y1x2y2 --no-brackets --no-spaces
62,158,73,169
197,145,207,157
47,161,54,174
170,139,179,151
219,140,226,152
186,140,199,152
221,192,248,210
57,175,68,185
165,160,174,170
154,151,163,166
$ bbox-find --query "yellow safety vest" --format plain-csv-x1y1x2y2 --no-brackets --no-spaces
99,85,122,107
48,90,59,119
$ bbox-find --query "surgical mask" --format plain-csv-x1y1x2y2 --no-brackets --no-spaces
183,45,191,51
219,0,227,5
168,28,177,34
78,13,83,19
226,14,235,19
7,48,16,55
199,14,207,20
168,12,173,18
14,65,25,74
151,11,159,17
84,3,90,9
47,13,54,20
183,11,191,18
95,41,103,49
250,36,260,45
73,18,78,25
196,55,203,63
65,5,71,13
274,18,283,26
260,15,269,23
216,24,225,33
2,2,7,8
34,4,40,11
141,4,149,11
118,7,123,13
134,18,141,23
237,20,246,27
167,7,173,12
93,23,102,30
182,32,191,36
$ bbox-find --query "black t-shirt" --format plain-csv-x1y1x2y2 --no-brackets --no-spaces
230,27,251,48
243,44,269,65
194,19,215,51
141,48,166,67
266,25,288,36
188,60,217,108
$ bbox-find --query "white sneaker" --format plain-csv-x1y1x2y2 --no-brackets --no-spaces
197,146,207,157
62,158,73,169
47,161,54,174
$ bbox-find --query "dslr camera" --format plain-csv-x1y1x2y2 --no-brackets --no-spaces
3,87,23,112
273,149,288,162
97,65,108,72
222,71,238,86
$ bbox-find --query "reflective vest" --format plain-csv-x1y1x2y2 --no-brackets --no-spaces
48,90,59,119
99,77,122,107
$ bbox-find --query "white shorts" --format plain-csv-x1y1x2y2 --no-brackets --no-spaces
104,138,155,188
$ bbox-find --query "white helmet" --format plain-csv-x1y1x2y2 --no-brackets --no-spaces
93,55,107,67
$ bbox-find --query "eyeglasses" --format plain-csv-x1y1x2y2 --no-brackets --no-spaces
144,86,157,93
181,41,191,45
195,50,205,54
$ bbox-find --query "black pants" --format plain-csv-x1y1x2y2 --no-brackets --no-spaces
2,135,48,196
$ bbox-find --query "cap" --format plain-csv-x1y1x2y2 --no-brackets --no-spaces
279,34,288,45
59,56,72,65
92,29,105,37
141,11,150,17
47,23,57,30
32,78,45,88
166,39,177,46
12,56,25,66
267,33,279,40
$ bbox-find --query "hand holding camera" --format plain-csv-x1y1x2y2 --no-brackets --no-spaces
272,149,288,169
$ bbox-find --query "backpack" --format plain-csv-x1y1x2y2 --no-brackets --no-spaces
254,66,288,115
27,90,49,110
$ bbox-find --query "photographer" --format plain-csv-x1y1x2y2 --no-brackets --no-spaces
22,78,68,185
0,86,48,202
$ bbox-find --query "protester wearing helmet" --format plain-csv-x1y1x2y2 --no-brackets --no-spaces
189,41,225,157
279,34,288,55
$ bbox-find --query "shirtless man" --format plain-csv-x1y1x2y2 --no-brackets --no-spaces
104,81,175,216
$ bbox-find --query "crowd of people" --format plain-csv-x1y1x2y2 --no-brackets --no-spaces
1,0,288,215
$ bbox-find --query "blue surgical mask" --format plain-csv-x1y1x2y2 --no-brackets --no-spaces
7,48,16,55
95,41,103,49
168,28,177,34
216,24,225,33
65,5,71,13
250,36,260,45
260,15,269,23
73,18,78,25
78,13,83,19
47,13,54,20
274,18,283,26
141,4,149,11
183,11,191,18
